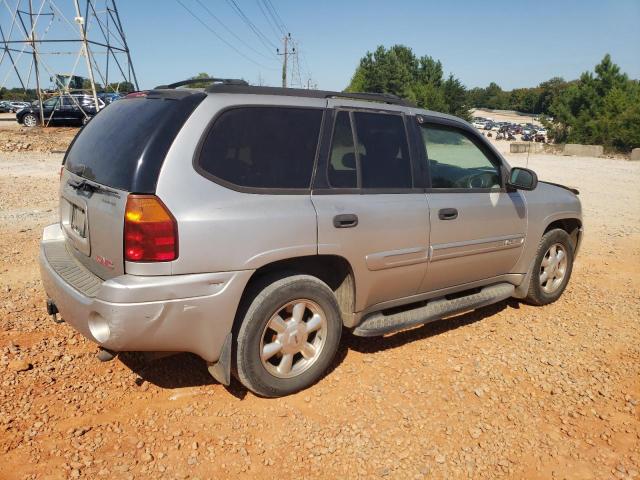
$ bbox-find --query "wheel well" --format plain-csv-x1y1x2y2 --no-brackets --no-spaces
243,255,356,326
544,218,582,249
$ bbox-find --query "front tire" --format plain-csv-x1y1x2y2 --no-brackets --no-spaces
234,274,342,397
22,113,38,127
524,228,574,306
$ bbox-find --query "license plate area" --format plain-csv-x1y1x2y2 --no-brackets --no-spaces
60,195,91,256
71,204,86,238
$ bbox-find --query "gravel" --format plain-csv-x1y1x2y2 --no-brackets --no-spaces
1,139,639,479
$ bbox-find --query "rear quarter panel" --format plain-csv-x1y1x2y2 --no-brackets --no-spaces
154,94,325,275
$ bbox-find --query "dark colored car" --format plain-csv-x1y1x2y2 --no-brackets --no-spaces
521,133,534,142
16,94,105,127
98,92,123,104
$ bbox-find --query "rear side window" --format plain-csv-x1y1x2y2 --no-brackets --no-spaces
353,112,412,189
197,107,323,189
65,95,204,192
328,111,357,188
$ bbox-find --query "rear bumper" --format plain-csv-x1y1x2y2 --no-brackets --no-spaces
39,224,253,362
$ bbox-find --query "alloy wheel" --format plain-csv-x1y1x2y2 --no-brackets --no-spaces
539,243,568,294
259,299,328,379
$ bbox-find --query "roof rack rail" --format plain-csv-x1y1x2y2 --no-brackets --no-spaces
325,91,410,106
154,78,249,89
204,84,414,107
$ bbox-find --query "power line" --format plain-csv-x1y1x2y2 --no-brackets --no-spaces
174,0,276,70
255,0,282,40
224,0,278,52
194,0,277,61
264,0,287,34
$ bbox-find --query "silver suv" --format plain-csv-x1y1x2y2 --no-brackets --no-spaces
39,78,582,397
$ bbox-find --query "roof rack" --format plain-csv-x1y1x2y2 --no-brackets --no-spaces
204,84,414,107
154,78,249,90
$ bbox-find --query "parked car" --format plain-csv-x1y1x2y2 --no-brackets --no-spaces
39,80,582,397
16,94,105,127
9,101,30,113
125,90,149,98
521,132,534,141
0,101,12,113
98,92,123,104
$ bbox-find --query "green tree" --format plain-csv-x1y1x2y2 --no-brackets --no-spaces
105,81,135,93
544,55,639,151
188,72,215,88
346,45,470,120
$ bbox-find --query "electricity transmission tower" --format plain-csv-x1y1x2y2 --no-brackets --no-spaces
0,0,138,126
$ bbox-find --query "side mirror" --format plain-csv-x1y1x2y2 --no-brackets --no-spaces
507,167,538,191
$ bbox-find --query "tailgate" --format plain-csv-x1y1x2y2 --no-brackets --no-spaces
60,170,128,279
58,93,206,279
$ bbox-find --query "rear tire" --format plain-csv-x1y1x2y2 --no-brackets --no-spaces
234,274,342,397
524,228,574,306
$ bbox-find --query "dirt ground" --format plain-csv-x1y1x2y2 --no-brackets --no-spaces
0,126,639,480
0,118,77,154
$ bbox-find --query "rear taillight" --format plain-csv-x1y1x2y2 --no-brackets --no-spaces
124,195,177,262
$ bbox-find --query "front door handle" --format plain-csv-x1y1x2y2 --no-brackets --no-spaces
333,213,358,228
438,208,458,220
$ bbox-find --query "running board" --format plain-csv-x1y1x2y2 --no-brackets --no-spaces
352,283,515,337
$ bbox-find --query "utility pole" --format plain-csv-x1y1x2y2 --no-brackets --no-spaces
277,33,292,88
28,0,45,126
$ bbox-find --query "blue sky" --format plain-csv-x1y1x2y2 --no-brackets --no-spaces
3,0,640,91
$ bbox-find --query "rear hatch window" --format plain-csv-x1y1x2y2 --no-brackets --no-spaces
65,93,205,192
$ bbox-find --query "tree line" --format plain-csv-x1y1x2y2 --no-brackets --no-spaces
346,46,640,152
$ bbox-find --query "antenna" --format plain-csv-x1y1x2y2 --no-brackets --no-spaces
0,0,138,126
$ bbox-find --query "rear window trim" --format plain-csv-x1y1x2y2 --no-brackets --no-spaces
193,104,326,195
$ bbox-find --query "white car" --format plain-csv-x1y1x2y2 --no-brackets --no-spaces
472,121,485,129
10,101,30,113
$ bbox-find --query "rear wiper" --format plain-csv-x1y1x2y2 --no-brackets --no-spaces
68,179,119,197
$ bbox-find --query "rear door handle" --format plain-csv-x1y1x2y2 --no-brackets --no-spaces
333,214,358,228
438,208,458,220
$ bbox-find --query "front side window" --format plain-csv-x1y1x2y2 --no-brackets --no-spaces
43,97,59,108
198,107,323,189
421,125,501,189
